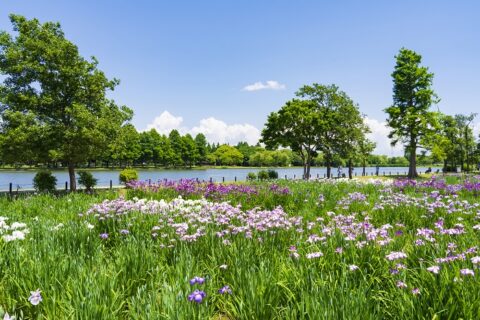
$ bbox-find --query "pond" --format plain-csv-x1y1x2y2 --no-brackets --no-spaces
0,166,433,191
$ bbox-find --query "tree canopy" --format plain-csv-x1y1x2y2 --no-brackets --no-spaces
384,48,439,178
0,14,132,190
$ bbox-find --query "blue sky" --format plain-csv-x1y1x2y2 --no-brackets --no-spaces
1,1,479,155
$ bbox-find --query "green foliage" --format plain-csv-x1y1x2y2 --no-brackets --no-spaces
267,169,278,179
246,172,257,181
210,144,244,166
33,170,57,193
261,99,320,178
109,124,141,167
77,171,98,191
0,15,132,190
257,170,269,180
384,48,440,178
119,168,138,184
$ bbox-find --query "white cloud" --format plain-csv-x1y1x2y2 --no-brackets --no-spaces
146,111,185,134
190,117,260,145
145,111,261,145
364,117,404,156
243,80,286,91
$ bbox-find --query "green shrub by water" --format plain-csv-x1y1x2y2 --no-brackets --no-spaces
119,168,138,184
32,170,57,193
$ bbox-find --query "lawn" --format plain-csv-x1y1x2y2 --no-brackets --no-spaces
1,176,480,319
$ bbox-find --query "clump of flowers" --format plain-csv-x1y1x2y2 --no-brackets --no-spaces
218,285,232,295
188,290,206,303
0,217,29,242
189,276,205,285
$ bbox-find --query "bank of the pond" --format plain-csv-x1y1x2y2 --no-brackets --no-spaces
0,166,434,191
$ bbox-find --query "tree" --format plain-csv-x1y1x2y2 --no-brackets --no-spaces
210,145,243,166
357,137,376,176
168,130,185,167
182,134,199,167
296,83,365,178
109,124,141,167
261,99,320,179
384,48,440,178
455,113,477,171
194,133,208,164
138,129,161,165
0,15,132,190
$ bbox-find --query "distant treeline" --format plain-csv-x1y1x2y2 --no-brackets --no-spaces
0,127,443,169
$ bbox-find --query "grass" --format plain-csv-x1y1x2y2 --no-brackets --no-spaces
0,177,480,319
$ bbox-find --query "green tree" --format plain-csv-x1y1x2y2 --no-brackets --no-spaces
194,133,208,164
182,134,199,167
384,48,440,178
138,129,161,165
296,83,365,178
455,113,477,171
357,137,376,176
168,130,185,167
261,99,320,179
0,15,132,190
211,145,243,166
109,124,141,167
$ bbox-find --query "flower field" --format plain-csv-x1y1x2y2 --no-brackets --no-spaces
1,176,480,319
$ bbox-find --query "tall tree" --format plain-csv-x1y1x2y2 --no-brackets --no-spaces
261,99,320,179
385,48,439,178
182,134,199,167
296,83,363,178
0,15,132,190
194,133,208,164
109,124,141,167
168,130,185,167
455,113,477,171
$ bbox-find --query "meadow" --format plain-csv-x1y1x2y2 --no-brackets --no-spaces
1,176,480,319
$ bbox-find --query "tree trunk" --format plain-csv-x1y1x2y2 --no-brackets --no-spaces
68,162,76,191
348,159,353,179
326,163,331,179
305,153,311,180
408,145,418,178
362,159,366,176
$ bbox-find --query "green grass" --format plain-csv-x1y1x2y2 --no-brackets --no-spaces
0,179,480,319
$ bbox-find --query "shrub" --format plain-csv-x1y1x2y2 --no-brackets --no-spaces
119,169,139,184
257,170,269,180
33,170,57,193
267,169,278,179
246,172,257,181
77,171,98,191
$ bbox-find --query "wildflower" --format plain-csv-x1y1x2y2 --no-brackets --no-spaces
188,290,206,303
99,233,109,239
189,276,205,285
335,247,343,254
306,252,323,259
349,265,359,271
119,229,130,235
411,288,420,295
427,266,440,274
396,281,407,289
219,264,228,270
471,256,480,264
218,285,232,294
3,312,15,320
28,289,42,306
460,269,474,276
385,251,407,261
